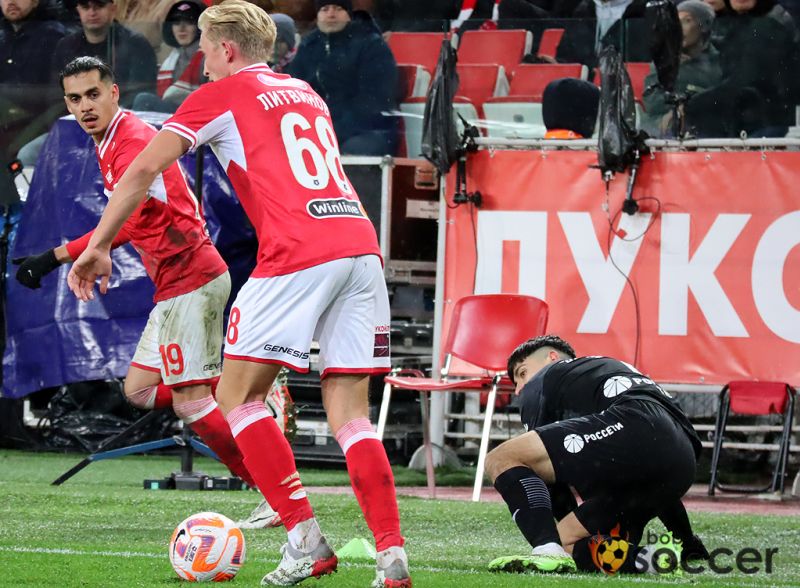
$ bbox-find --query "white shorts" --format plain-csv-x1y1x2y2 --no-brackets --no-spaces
223,255,390,378
131,272,231,386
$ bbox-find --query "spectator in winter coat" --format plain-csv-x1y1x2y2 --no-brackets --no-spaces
133,0,206,113
289,0,400,155
641,0,723,137
0,0,66,160
51,0,157,108
269,12,297,73
687,0,800,135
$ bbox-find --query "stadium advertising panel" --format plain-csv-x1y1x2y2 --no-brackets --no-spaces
444,149,800,385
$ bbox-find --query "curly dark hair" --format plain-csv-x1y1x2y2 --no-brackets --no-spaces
506,335,576,384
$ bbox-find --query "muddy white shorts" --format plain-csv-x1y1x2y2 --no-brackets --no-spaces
223,255,391,378
131,271,231,386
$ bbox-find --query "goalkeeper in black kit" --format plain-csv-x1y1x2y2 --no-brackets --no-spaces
485,335,710,574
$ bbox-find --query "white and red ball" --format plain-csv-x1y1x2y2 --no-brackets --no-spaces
169,512,246,582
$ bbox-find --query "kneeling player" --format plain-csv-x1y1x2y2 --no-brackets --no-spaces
485,335,708,574
14,56,279,526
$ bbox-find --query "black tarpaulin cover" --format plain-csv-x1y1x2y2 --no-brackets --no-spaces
421,39,460,175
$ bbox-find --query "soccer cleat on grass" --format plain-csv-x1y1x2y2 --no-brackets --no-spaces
372,545,412,587
261,538,338,586
489,543,576,574
238,498,283,529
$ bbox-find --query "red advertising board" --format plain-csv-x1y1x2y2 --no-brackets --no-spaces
443,149,800,385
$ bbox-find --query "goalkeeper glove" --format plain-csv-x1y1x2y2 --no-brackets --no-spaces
13,249,60,289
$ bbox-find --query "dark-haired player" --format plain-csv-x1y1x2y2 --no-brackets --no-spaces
13,56,282,527
485,335,708,574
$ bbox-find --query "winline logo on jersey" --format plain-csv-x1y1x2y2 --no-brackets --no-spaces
306,198,367,219
589,526,779,575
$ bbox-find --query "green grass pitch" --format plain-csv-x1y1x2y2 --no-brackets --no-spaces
1,450,798,587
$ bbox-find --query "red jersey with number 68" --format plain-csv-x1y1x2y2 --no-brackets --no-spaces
65,109,227,302
162,63,381,278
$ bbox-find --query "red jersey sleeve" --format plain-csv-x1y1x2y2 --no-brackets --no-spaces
162,83,230,150
64,226,132,261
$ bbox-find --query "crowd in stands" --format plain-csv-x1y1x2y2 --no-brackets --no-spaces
1,0,799,167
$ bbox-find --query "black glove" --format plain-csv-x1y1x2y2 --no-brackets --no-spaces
13,249,60,289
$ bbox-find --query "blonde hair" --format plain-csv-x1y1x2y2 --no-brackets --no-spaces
199,0,276,62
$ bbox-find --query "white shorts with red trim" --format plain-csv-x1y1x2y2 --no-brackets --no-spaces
131,272,231,386
223,255,390,377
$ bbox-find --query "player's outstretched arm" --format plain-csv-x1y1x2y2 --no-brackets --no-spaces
67,131,189,301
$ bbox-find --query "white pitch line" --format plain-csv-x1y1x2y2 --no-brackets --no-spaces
0,546,491,576
0,546,161,559
3,546,698,581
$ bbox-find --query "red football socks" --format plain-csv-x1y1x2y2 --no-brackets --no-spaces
174,395,256,487
336,417,404,552
228,401,313,531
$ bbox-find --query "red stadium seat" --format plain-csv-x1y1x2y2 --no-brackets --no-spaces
387,32,449,75
457,29,533,76
507,63,586,100
481,64,585,139
625,62,651,105
456,64,509,117
537,28,564,60
709,381,796,495
376,294,549,501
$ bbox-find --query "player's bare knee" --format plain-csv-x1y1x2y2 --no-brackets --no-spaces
486,443,517,482
125,384,156,409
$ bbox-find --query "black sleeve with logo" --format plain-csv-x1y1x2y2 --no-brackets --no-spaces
519,357,701,456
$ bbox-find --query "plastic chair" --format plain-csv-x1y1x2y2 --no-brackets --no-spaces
508,63,586,100
388,32,450,75
376,294,549,501
481,63,585,138
457,29,533,76
625,62,651,106
455,64,509,118
708,381,796,496
537,28,565,60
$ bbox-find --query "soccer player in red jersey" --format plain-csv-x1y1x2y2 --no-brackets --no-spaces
15,57,280,526
66,3,410,586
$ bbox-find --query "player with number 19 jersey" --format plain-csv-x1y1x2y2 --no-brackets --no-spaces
163,64,381,278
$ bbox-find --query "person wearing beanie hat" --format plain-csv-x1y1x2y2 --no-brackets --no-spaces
542,78,600,139
269,12,297,73
316,1,353,34
677,0,715,46
288,0,400,155
640,0,723,137
132,0,206,112
315,0,353,15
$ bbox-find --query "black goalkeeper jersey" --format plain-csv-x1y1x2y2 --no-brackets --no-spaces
519,356,702,456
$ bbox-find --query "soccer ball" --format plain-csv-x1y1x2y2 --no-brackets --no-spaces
169,512,246,582
594,538,629,574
